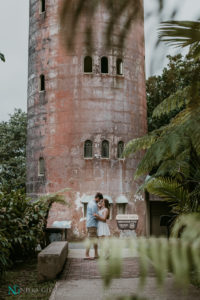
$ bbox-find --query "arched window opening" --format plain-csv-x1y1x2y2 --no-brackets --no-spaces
84,140,93,158
101,140,109,158
117,58,123,75
40,0,46,13
101,57,108,74
40,74,45,91
84,56,93,73
39,157,45,176
117,141,124,159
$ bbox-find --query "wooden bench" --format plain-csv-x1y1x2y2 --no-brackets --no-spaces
38,241,68,282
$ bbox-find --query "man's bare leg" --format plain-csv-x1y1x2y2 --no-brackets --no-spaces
94,243,99,258
85,246,90,259
85,243,95,260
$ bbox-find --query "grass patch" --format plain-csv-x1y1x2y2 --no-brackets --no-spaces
0,258,55,300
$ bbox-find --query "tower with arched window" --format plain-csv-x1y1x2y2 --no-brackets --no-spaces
27,0,147,238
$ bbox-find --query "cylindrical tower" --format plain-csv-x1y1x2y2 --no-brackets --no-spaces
27,0,147,238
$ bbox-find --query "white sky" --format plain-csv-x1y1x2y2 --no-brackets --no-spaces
0,0,199,121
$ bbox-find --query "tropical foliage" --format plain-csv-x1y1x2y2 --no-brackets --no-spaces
98,213,200,293
0,190,65,275
125,51,200,180
144,175,199,215
146,53,200,132
123,22,200,219
122,24,200,223
0,232,11,276
0,109,27,192
159,21,200,59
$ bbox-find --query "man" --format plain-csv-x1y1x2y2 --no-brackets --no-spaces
85,192,103,260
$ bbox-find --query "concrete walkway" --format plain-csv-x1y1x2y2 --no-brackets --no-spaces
49,245,200,300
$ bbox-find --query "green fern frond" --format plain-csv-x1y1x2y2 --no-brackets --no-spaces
137,238,149,287
123,129,163,157
134,131,190,178
144,176,195,214
125,106,199,177
155,158,189,177
154,148,191,178
191,241,200,281
170,106,200,154
145,177,189,205
148,238,169,286
99,214,200,290
133,104,200,178
187,116,200,155
166,107,190,129
152,87,190,118
172,214,200,240
170,238,190,286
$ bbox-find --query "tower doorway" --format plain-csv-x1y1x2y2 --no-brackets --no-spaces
146,193,175,237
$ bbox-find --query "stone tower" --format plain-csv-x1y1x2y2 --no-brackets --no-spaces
27,0,147,239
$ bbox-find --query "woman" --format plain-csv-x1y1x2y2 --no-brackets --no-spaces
94,199,110,237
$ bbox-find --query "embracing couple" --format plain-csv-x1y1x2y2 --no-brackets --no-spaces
85,192,110,260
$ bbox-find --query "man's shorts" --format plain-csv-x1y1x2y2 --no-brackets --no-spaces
87,227,98,238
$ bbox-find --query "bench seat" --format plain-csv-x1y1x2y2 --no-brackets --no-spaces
38,241,68,282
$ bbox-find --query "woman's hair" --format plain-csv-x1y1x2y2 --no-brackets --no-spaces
104,199,110,219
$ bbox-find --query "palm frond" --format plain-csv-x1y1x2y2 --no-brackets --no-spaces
159,21,200,59
125,107,192,167
0,53,5,62
175,107,200,155
123,129,163,157
98,216,200,289
130,101,200,178
172,213,200,240
145,177,189,205
155,155,190,178
134,131,190,178
152,86,190,118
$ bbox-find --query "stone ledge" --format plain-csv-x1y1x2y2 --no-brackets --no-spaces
38,241,68,282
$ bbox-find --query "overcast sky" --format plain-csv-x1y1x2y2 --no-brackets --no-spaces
0,0,199,121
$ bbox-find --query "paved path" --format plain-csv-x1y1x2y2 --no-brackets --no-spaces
49,247,200,300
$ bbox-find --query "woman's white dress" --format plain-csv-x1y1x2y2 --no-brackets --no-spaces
97,208,110,237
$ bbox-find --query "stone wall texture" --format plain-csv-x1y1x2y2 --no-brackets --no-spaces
27,0,147,239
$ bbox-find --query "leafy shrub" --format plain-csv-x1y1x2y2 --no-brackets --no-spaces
0,231,11,275
0,189,65,275
0,109,27,192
